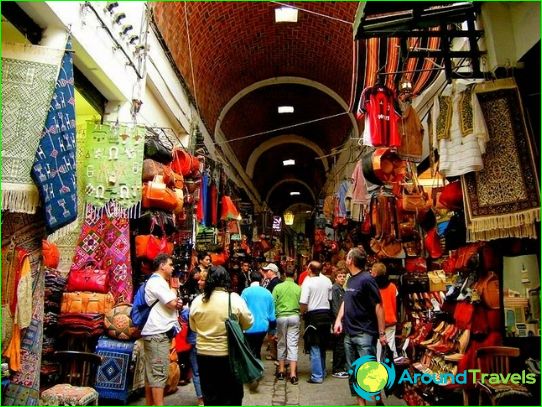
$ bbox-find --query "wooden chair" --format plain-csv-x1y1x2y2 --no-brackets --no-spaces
40,351,102,406
475,346,533,406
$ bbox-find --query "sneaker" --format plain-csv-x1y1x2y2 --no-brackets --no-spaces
290,376,299,385
276,372,285,380
332,371,350,378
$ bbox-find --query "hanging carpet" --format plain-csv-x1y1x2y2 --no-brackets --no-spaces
31,39,77,234
2,43,63,214
70,203,133,304
2,213,46,406
461,78,540,241
83,122,145,218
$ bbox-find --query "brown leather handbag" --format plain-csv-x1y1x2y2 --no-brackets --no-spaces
60,291,115,314
142,159,184,189
66,262,109,293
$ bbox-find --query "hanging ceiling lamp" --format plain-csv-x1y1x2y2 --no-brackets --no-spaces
284,210,294,226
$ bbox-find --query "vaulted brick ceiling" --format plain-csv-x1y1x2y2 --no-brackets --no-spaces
152,2,359,212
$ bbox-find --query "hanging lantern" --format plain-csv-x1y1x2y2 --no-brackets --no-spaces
283,210,294,226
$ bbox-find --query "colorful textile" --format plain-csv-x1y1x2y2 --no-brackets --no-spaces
83,122,145,217
31,40,77,233
1,43,63,213
95,336,136,402
462,78,540,241
40,383,98,406
2,213,46,406
71,203,133,304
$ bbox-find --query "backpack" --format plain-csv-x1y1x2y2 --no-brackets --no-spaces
130,274,160,330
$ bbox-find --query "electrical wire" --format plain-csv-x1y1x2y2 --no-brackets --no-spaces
215,112,350,145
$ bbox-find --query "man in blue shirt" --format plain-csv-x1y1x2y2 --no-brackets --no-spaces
242,270,277,360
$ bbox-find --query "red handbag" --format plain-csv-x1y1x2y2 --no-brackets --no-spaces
175,318,192,353
171,148,200,177
425,228,443,259
438,180,463,211
135,219,173,260
66,262,109,293
405,257,427,273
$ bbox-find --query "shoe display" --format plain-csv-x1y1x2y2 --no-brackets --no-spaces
332,371,350,379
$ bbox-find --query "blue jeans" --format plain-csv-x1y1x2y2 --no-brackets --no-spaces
344,333,377,396
189,346,202,398
309,345,327,382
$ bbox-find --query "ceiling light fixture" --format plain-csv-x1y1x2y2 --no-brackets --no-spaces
283,159,295,166
290,191,300,196
278,105,294,114
275,7,298,23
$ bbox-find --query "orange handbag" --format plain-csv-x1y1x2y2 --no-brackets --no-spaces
60,291,115,314
135,219,174,260
142,177,179,212
171,148,200,177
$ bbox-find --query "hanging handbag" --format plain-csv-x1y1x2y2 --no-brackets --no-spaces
135,218,173,260
404,257,427,273
66,262,109,293
144,137,172,164
175,318,192,353
142,159,184,189
438,179,463,211
400,162,429,212
171,147,200,177
225,293,264,384
142,176,179,212
42,239,60,269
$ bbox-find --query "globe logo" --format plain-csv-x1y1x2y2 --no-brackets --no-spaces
350,355,396,401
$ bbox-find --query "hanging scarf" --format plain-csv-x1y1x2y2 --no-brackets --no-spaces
83,122,145,218
31,39,77,233
2,42,63,213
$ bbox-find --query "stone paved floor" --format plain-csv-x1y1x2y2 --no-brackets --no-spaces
129,345,406,406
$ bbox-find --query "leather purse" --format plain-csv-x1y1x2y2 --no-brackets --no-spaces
142,176,179,212
144,137,172,164
438,179,463,211
66,263,109,293
171,148,201,177
142,159,184,189
425,228,443,259
405,257,427,273
135,218,174,260
60,291,115,314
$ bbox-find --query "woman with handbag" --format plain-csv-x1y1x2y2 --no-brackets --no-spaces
189,266,253,405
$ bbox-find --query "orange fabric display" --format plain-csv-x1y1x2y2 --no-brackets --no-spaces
42,239,60,269
220,196,240,220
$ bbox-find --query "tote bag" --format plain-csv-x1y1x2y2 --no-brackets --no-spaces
225,293,264,384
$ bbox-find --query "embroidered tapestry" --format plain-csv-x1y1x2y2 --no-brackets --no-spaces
70,204,133,304
83,122,145,217
31,39,77,233
2,213,46,406
462,78,540,241
2,43,63,214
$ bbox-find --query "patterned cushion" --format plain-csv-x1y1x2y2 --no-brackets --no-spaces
40,383,98,406
104,304,137,340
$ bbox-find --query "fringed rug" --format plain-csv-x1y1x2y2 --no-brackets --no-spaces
1,43,63,214
31,39,77,233
83,122,145,218
95,336,136,403
2,213,46,406
462,78,540,241
70,203,133,304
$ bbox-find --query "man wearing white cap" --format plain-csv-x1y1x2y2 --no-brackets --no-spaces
263,263,281,294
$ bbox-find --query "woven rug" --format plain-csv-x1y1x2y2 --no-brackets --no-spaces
70,204,133,303
1,43,63,214
31,39,77,234
83,122,145,218
462,78,540,241
1,213,46,406
95,336,136,402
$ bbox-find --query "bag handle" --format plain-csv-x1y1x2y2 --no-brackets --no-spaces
228,292,232,319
